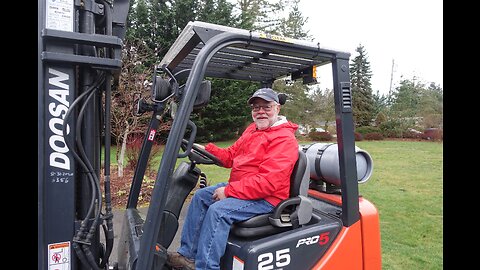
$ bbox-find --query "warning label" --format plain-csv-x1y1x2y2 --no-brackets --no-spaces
48,241,70,270
46,0,74,32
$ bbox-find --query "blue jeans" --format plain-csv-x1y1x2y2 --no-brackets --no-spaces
177,182,274,270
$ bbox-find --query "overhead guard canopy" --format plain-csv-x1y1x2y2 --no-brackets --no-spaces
159,21,350,84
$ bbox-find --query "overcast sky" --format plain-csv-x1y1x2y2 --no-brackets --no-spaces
298,0,443,95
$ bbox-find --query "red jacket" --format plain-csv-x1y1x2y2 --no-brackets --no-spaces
205,118,299,206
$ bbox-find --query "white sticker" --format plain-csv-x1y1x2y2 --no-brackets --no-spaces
48,241,71,270
232,256,244,270
148,129,156,141
46,0,74,32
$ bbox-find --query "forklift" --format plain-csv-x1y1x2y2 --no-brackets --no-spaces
38,0,382,269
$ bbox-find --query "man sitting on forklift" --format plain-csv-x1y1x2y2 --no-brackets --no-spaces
167,87,299,270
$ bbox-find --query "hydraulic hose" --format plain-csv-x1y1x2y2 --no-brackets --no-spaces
99,1,115,267
100,74,114,268
62,72,106,269
62,85,99,242
76,83,103,229
75,78,104,270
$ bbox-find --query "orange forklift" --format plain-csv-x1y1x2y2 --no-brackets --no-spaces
38,1,382,268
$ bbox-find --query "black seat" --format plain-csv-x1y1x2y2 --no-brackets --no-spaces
231,150,312,238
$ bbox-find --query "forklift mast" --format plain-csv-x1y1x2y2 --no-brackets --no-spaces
38,0,130,269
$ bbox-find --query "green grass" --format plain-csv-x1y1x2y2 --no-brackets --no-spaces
355,140,443,270
106,139,443,269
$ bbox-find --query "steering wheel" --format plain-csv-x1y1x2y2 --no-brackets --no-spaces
181,139,223,166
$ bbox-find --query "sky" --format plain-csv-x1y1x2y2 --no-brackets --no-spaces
298,0,443,95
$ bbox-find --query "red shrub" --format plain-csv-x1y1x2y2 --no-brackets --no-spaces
125,134,162,172
354,132,364,141
423,128,443,141
364,132,384,140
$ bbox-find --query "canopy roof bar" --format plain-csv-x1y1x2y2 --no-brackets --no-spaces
181,54,295,75
192,48,306,69
159,21,349,83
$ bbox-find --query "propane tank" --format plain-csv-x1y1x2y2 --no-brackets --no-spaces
301,143,373,187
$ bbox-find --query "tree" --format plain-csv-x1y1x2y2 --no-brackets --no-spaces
383,77,423,135
197,0,236,26
112,40,156,177
419,82,443,128
276,0,311,40
350,44,375,127
310,87,335,131
371,89,388,127
191,79,258,142
273,79,313,129
149,0,182,58
168,0,236,31
390,77,422,118
233,0,290,30
390,78,443,129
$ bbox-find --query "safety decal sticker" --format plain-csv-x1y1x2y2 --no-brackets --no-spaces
48,241,71,270
232,255,244,270
148,129,156,141
259,33,293,43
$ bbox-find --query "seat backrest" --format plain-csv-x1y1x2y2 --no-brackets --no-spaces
289,150,308,197
230,150,311,237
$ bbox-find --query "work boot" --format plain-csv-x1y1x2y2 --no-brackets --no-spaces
166,251,195,270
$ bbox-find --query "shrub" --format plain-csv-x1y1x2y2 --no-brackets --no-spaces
354,132,364,141
379,120,404,138
356,126,381,135
125,134,163,173
403,130,422,139
423,128,443,141
364,132,384,140
326,126,337,135
308,131,333,141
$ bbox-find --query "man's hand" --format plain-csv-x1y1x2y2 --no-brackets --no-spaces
212,187,226,201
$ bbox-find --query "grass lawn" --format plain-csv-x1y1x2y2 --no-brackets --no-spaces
107,139,443,269
355,140,443,270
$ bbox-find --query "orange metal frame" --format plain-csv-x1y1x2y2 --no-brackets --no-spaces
308,190,382,270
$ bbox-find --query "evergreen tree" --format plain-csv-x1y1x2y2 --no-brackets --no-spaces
390,77,422,118
197,0,235,26
420,82,443,128
372,90,388,117
276,0,311,40
192,79,258,142
234,0,289,30
126,0,151,44
389,78,443,129
350,44,375,127
273,79,313,128
310,87,335,131
125,0,179,59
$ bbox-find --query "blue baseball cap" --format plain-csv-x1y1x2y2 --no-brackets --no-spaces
247,88,279,104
